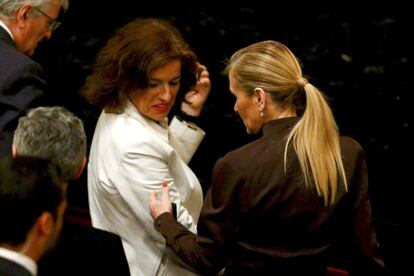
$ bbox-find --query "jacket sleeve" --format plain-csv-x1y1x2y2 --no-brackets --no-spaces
169,116,205,164
116,139,199,244
154,157,237,275
343,144,385,274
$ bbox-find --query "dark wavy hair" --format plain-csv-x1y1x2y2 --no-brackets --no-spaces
82,18,198,113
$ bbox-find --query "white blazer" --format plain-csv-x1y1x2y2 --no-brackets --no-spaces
88,101,204,276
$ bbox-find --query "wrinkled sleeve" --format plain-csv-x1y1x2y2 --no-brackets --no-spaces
154,157,238,275
169,116,205,164
116,140,198,244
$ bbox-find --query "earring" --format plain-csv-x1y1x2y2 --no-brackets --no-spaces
260,111,265,118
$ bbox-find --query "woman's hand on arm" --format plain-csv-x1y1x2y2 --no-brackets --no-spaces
150,183,173,219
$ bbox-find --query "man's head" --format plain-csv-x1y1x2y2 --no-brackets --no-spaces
13,106,87,182
0,0,69,56
0,155,67,261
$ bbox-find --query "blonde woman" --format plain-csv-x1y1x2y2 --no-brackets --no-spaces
150,40,384,275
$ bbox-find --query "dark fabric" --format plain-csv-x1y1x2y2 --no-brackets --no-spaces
0,26,46,158
0,256,32,276
155,117,384,275
38,220,130,276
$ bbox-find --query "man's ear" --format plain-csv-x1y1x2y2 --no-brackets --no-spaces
16,3,32,27
18,211,54,261
72,157,87,180
12,145,17,157
36,212,54,237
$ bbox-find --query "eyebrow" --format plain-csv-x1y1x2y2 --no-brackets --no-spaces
149,76,181,82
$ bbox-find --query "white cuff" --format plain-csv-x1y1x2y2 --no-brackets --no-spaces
169,116,205,163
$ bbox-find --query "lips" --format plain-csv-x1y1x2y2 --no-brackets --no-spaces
153,103,170,113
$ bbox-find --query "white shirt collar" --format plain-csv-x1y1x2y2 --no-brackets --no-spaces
0,20,15,41
124,100,170,143
0,247,37,275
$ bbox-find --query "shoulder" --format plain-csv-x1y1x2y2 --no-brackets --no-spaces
213,137,271,180
0,43,43,84
94,112,168,154
220,134,281,166
39,224,129,276
0,256,32,276
0,41,40,70
340,136,365,161
60,223,124,248
341,136,362,149
97,112,151,139
340,136,368,186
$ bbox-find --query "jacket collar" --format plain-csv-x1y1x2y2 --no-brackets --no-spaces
0,21,14,45
123,100,170,143
0,247,36,275
262,117,299,137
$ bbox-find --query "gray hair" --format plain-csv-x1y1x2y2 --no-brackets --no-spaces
0,0,69,18
13,106,86,182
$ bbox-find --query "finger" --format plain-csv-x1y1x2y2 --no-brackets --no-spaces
197,63,206,71
199,78,211,87
149,191,160,219
185,91,198,99
150,191,158,205
199,69,209,78
196,64,208,79
162,182,169,202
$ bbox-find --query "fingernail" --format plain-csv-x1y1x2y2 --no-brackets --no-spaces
162,183,168,188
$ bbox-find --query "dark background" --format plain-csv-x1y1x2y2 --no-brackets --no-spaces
33,1,412,274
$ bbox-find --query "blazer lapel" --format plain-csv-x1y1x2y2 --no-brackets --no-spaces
0,25,14,46
123,100,170,143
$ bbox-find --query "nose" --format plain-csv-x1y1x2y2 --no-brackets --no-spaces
159,84,173,102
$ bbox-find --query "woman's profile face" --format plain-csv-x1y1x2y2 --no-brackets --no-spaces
229,70,262,134
131,59,181,122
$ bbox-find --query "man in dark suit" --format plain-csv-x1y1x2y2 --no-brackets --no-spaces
0,156,67,276
0,0,69,158
12,106,130,275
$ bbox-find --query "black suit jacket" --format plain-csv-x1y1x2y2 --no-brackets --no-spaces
0,25,46,158
38,215,130,276
0,256,32,276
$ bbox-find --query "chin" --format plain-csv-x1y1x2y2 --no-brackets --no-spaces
156,114,169,121
26,49,35,56
147,113,167,122
245,127,253,134
245,125,261,135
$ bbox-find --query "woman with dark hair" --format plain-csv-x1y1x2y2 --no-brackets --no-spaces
84,18,210,276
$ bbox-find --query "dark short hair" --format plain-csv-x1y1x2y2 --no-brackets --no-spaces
0,156,65,245
82,18,198,113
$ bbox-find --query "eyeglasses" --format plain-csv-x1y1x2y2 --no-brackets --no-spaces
32,6,61,31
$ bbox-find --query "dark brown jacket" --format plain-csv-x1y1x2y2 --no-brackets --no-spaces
155,117,384,275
